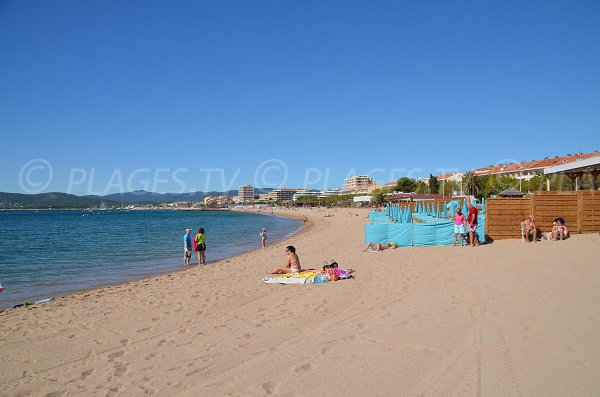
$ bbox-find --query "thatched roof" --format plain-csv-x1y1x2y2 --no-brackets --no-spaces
498,187,524,197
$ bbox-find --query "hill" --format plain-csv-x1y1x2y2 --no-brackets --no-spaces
0,192,117,209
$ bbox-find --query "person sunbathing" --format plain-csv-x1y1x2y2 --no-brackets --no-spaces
363,242,397,252
552,218,569,240
270,245,302,274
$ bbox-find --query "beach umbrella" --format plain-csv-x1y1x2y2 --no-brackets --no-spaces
481,198,486,214
407,207,413,223
462,199,468,216
436,202,441,218
443,201,448,218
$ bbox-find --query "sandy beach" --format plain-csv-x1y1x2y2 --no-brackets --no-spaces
1,207,599,396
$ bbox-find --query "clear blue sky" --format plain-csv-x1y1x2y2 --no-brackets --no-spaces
1,0,598,195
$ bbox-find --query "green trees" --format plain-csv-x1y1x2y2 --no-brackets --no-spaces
395,177,417,193
462,172,479,196
415,181,429,194
428,174,439,194
372,191,388,206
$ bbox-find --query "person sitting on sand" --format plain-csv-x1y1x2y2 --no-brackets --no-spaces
270,246,301,274
552,217,569,240
521,215,538,242
363,242,397,252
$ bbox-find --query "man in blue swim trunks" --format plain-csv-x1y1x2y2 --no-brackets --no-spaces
183,228,193,266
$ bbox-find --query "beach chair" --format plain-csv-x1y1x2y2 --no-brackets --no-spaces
520,222,525,242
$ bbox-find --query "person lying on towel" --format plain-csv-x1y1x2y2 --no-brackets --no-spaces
363,242,397,252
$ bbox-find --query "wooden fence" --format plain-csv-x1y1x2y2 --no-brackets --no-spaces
486,191,600,240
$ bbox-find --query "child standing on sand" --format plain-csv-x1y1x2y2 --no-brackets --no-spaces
260,227,267,248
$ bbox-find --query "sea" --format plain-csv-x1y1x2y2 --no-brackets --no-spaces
0,209,302,309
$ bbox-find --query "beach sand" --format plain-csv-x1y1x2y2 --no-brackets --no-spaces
1,207,599,396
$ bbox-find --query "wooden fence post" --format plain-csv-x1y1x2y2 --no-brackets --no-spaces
577,190,583,234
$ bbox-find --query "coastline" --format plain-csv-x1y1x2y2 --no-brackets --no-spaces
1,207,599,396
0,208,307,310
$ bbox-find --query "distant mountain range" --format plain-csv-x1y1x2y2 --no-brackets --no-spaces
0,189,275,209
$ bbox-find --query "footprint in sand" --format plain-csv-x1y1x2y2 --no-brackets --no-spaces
321,346,333,355
113,362,130,377
108,350,125,359
81,368,95,380
262,382,281,395
137,326,153,333
185,368,202,376
294,363,315,373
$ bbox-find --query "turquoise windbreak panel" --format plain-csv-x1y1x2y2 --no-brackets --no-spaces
364,224,390,244
434,221,455,245
366,207,487,246
413,223,437,246
388,224,413,246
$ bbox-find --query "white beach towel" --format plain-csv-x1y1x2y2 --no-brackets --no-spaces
262,276,310,284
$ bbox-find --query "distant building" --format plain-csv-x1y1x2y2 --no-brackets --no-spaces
471,151,600,181
292,189,318,201
204,195,233,206
269,188,300,203
436,172,464,183
238,184,254,204
344,175,374,189
318,189,341,198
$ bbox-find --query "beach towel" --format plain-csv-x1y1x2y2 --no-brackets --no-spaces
262,276,311,284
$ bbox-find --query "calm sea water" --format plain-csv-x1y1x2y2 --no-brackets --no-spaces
0,209,302,309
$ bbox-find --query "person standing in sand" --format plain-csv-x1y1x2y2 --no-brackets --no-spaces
260,227,267,248
467,201,479,247
302,215,308,225
195,227,206,265
183,228,193,266
452,208,467,247
270,245,301,274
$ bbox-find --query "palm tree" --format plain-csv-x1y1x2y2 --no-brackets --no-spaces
462,172,479,195
372,191,388,206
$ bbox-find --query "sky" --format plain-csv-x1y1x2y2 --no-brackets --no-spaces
1,0,599,195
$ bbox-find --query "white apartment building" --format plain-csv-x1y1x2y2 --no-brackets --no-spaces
238,184,254,204
292,189,319,201
318,189,341,198
269,188,299,203
344,175,374,189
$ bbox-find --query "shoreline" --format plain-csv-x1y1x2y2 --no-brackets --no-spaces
1,207,599,396
0,209,307,311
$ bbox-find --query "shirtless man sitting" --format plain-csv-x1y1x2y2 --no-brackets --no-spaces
270,246,302,274
521,215,538,242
